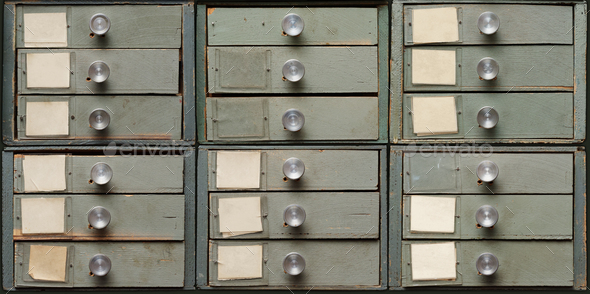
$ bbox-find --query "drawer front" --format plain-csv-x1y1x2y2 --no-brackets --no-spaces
15,242,184,287
402,93,573,140
403,195,573,240
209,240,380,287
16,5,182,48
404,5,573,45
207,8,377,45
13,195,184,240
209,192,379,239
404,46,573,91
403,153,573,194
17,96,182,140
18,49,179,94
207,47,378,93
206,97,379,141
14,154,183,193
401,241,572,287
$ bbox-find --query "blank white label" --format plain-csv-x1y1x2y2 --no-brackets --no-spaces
411,242,457,281
219,197,263,237
410,195,456,233
412,49,456,85
24,12,68,47
25,101,69,136
217,245,263,280
26,53,70,88
412,96,458,135
412,7,459,44
21,198,65,234
23,155,67,192
216,151,261,189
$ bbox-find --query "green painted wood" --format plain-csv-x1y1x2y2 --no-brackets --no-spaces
13,194,184,240
182,4,196,143
15,5,181,49
15,241,184,287
388,149,403,288
404,5,573,45
2,152,15,290
17,49,179,94
196,4,208,144
182,147,196,290
196,147,210,288
209,192,379,239
404,46,573,91
573,3,587,142
402,93,574,139
390,2,403,144
573,150,587,290
404,152,573,194
207,7,377,45
377,5,389,144
209,240,380,288
207,46,377,93
2,5,16,145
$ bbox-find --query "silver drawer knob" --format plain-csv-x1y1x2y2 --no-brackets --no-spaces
477,106,499,129
477,12,500,35
89,254,111,276
89,108,110,130
282,13,304,36
283,252,305,275
88,61,110,83
475,205,498,228
90,13,111,35
91,162,113,185
283,204,306,227
477,57,499,81
476,253,499,276
282,59,305,82
282,109,305,132
476,160,499,183
88,206,111,229
283,157,305,180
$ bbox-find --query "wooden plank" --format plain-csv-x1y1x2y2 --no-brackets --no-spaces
183,4,196,143
2,152,15,290
377,5,389,143
389,148,403,288
573,3,587,142
196,147,210,288
2,5,16,145
182,147,196,290
573,150,587,289
196,4,207,143
390,2,403,144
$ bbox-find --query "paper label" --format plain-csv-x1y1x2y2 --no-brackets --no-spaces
23,155,67,192
216,151,261,189
412,7,459,44
219,197,263,237
24,12,68,47
410,196,456,233
411,96,458,135
28,245,68,282
21,198,65,234
411,242,456,281
411,49,456,85
218,245,263,280
25,101,69,136
26,53,70,88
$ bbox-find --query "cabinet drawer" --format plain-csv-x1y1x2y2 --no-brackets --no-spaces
13,194,184,240
14,154,183,193
403,195,572,240
18,49,179,94
207,46,377,93
209,192,379,239
208,240,380,288
16,5,182,48
404,5,573,45
14,241,184,288
206,97,378,141
17,96,182,140
207,8,377,46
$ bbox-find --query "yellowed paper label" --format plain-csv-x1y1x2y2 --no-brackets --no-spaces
24,12,68,47
219,197,263,237
411,96,458,135
28,245,68,282
412,49,456,85
410,196,456,233
218,245,263,280
411,242,456,281
25,101,69,136
412,7,459,44
26,53,70,88
216,151,261,189
21,198,65,234
23,155,67,192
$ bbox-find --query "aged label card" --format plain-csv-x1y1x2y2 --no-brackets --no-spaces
219,197,263,237
25,101,69,136
410,196,456,233
24,12,68,47
412,7,459,44
412,49,456,85
26,53,70,88
21,198,65,234
28,245,68,282
412,96,458,135
23,155,67,192
216,151,261,189
218,245,263,280
411,242,457,281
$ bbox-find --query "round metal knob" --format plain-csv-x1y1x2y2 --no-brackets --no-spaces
88,206,111,229
88,61,110,83
89,108,110,130
476,253,499,276
477,12,500,35
91,162,113,185
283,204,306,227
89,254,111,276
282,109,305,132
477,106,499,129
477,57,499,81
475,205,498,228
283,252,305,275
283,157,305,180
281,13,304,36
282,59,305,82
476,160,499,183
89,13,111,35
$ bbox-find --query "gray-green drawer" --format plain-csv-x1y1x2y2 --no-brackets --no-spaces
206,97,378,141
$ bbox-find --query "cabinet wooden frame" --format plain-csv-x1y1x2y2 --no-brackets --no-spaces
1,146,196,290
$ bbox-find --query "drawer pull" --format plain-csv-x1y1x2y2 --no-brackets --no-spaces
475,205,499,228
476,253,499,276
282,59,305,82
91,162,113,185
283,157,305,180
282,109,305,132
477,106,499,129
88,61,110,83
283,204,306,227
88,206,111,229
281,13,304,36
476,160,499,183
282,252,306,275
477,12,500,35
89,254,112,277
89,13,111,35
89,108,111,130
477,57,499,81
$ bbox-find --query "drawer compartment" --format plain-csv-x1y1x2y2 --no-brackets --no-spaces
207,8,377,46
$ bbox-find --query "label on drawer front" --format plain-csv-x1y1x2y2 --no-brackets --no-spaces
410,196,456,233
412,49,456,85
411,242,457,281
412,7,459,44
26,53,70,88
28,245,67,282
219,197,263,237
23,13,68,47
218,245,263,280
21,198,65,234
412,96,458,135
23,155,67,192
216,151,261,189
25,101,69,136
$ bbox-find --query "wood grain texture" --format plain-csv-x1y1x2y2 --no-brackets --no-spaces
182,4,196,143
573,150,587,289
573,3,587,142
2,152,15,290
2,5,16,145
182,147,196,290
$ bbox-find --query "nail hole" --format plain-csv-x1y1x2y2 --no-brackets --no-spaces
86,77,91,82
282,176,288,182
89,33,95,38
88,179,94,184
476,223,482,229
